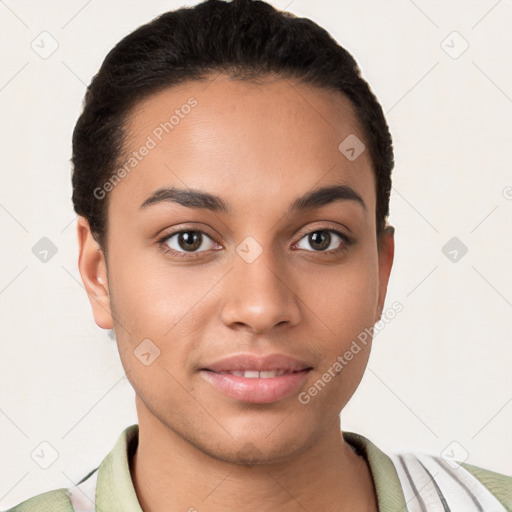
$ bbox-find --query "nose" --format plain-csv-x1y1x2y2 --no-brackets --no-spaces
219,241,302,334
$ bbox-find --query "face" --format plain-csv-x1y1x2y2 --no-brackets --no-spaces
78,73,394,464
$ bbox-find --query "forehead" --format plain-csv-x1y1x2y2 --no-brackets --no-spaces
110,73,375,218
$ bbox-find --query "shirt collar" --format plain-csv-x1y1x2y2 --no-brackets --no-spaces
343,431,408,510
94,424,143,512
93,423,407,512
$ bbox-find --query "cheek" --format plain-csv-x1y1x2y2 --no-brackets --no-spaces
298,251,380,345
107,255,207,402
107,247,227,398
108,238,213,338
297,257,379,407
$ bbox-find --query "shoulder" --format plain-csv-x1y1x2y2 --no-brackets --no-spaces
343,430,512,512
389,451,512,512
3,424,136,512
459,459,512,511
3,488,74,512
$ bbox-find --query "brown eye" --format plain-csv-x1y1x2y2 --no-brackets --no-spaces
177,231,202,251
308,231,331,251
161,230,217,253
295,229,351,253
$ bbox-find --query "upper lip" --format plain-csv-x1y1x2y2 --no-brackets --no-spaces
201,353,313,373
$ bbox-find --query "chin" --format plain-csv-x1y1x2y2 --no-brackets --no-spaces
202,428,314,467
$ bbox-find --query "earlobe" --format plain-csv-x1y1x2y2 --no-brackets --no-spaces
376,225,395,322
76,216,114,330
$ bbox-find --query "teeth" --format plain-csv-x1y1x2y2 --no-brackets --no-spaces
260,370,285,378
219,370,288,378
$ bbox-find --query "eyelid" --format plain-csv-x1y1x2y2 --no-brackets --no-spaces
294,221,353,244
156,221,219,241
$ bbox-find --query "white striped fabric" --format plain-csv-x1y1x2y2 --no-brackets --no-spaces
388,452,508,512
67,468,98,512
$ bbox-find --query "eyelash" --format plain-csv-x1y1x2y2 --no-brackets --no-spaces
157,226,354,260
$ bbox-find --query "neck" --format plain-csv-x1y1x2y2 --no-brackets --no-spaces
129,411,378,512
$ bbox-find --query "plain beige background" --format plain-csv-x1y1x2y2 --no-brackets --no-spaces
1,0,511,508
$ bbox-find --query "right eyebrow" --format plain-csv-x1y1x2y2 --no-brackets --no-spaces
140,187,231,213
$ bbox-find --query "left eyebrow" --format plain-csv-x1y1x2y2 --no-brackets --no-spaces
139,184,367,214
289,184,367,213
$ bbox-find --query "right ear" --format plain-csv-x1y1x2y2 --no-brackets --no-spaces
76,215,114,330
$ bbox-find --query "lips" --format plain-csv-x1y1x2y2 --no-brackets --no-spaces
200,353,313,404
201,353,312,373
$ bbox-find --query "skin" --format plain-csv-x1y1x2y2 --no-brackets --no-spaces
77,73,394,512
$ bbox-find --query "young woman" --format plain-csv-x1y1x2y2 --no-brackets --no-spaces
8,1,510,511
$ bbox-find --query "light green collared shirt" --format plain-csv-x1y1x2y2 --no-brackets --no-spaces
6,423,511,511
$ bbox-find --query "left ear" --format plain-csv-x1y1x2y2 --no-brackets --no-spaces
375,225,395,322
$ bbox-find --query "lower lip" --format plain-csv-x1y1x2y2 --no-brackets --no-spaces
200,369,311,404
